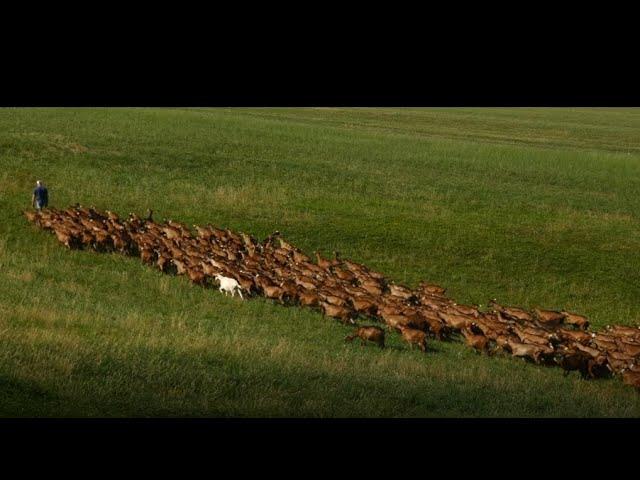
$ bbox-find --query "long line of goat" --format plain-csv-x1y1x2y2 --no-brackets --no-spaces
24,205,640,391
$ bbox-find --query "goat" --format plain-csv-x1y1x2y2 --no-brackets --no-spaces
171,259,188,276
235,275,256,296
423,315,448,340
561,311,590,330
606,325,640,340
292,250,311,264
534,308,565,329
513,325,555,347
314,251,333,270
334,268,357,283
489,300,533,323
398,326,428,352
494,334,518,353
590,334,618,352
556,348,592,378
187,267,207,286
361,283,384,297
351,297,378,317
381,313,412,332
24,210,41,225
388,283,415,301
320,302,354,324
504,339,553,364
451,303,480,318
53,228,76,249
418,282,446,296
262,284,286,303
606,354,635,375
156,252,173,273
214,274,244,299
587,356,613,379
557,328,592,345
621,370,640,390
345,326,385,348
298,290,320,308
320,294,348,308
615,338,640,357
438,311,474,330
200,261,220,277
278,280,299,300
294,276,317,291
139,246,156,265
461,328,490,353
573,342,603,359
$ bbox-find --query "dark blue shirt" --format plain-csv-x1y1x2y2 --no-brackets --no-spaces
34,186,48,206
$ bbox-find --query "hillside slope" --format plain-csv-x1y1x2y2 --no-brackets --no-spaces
1,108,640,416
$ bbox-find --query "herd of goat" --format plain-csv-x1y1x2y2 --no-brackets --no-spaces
24,204,640,391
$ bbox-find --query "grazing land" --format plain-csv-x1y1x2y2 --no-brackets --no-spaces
1,107,640,417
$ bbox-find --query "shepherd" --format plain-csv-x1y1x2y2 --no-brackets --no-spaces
32,180,49,211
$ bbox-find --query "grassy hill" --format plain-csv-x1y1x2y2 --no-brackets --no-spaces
1,107,640,417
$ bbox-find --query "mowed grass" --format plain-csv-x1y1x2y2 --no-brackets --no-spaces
1,107,640,417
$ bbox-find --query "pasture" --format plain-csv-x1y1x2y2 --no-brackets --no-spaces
1,107,640,417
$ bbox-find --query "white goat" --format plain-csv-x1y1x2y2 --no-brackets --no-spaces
214,274,244,299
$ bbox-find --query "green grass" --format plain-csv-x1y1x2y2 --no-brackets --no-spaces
1,107,640,417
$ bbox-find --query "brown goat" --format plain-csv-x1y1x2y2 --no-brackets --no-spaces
361,283,384,297
461,328,490,353
53,228,76,249
333,268,356,283
556,348,592,378
351,297,378,317
606,354,635,375
171,259,188,276
451,304,480,318
423,315,447,340
557,328,592,345
534,308,565,329
262,285,286,303
187,267,207,286
294,276,317,291
320,293,348,308
621,370,640,390
398,326,427,352
590,334,619,352
140,246,156,265
490,301,533,323
504,339,553,364
24,210,42,226
513,326,554,347
292,250,310,264
381,313,412,332
298,290,320,307
438,312,473,330
418,283,446,296
615,339,640,357
561,311,590,330
606,325,640,340
315,251,333,270
320,302,355,324
345,326,385,348
388,284,415,300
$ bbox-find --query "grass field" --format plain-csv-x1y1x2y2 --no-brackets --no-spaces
2,107,640,417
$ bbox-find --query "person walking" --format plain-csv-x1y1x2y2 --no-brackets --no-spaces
32,180,49,210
